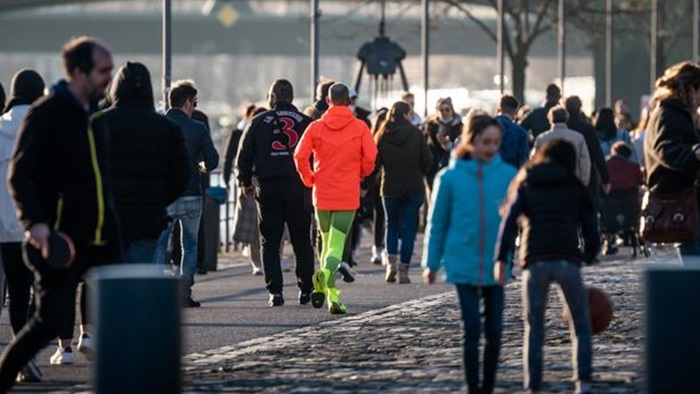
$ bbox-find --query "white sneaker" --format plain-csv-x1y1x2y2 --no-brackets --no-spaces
77,333,94,361
49,347,74,365
252,266,263,276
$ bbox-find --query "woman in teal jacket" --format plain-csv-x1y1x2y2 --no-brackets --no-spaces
422,110,517,394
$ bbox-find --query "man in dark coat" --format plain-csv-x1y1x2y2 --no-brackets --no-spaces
236,79,315,307
92,61,190,263
520,84,562,141
0,37,117,391
154,80,219,308
565,95,611,208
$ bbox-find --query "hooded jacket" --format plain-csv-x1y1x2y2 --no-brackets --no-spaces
91,62,191,242
8,80,119,246
422,155,516,286
375,120,432,197
496,114,529,168
294,105,377,210
496,162,600,267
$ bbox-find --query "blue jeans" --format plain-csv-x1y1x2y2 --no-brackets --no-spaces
154,196,202,297
383,194,424,265
455,284,504,394
677,222,700,266
123,239,158,264
522,260,592,391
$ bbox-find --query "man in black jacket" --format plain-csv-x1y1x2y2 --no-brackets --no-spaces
564,96,611,208
154,80,219,308
520,84,562,141
0,37,117,391
92,61,190,263
236,79,315,307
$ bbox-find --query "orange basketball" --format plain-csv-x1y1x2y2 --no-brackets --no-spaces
587,287,614,335
562,286,614,335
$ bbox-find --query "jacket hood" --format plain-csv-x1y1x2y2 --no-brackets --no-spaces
525,162,571,186
321,105,356,130
660,98,693,115
381,120,415,146
51,80,89,113
110,62,154,109
5,69,44,112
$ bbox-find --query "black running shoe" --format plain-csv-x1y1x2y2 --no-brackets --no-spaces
298,291,311,305
338,262,355,283
183,297,201,308
268,293,284,307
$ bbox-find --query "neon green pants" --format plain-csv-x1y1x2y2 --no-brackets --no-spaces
316,209,355,288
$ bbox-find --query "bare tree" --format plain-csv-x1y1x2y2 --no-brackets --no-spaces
440,0,556,102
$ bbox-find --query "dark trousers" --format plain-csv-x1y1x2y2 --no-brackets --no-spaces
455,284,504,394
0,243,119,392
0,243,33,336
256,177,314,294
371,187,385,249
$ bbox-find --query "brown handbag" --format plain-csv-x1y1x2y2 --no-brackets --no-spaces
640,184,699,243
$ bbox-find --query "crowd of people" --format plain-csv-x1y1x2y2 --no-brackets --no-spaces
0,34,699,393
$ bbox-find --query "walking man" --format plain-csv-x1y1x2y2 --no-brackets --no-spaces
0,37,119,391
154,80,219,308
92,62,190,263
236,79,316,307
294,83,377,314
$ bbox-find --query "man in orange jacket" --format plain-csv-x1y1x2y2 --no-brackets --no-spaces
294,83,377,314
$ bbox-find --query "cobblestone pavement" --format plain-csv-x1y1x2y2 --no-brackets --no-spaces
181,252,669,393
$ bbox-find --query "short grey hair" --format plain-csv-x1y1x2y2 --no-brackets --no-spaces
547,106,569,124
329,83,350,105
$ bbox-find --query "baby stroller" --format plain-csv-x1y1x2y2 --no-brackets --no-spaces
600,188,650,258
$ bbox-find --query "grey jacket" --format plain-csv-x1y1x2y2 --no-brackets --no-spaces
166,108,219,196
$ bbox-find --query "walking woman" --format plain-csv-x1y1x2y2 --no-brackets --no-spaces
644,61,700,260
495,139,600,394
375,101,432,283
294,83,376,314
422,111,516,394
0,69,45,381
424,97,463,188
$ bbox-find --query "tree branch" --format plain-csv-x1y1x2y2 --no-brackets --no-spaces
527,0,555,46
442,0,497,42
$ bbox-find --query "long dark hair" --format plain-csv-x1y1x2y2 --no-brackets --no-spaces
453,109,502,159
594,107,617,141
374,101,411,143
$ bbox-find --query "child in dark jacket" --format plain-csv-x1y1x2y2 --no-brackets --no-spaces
495,139,600,394
423,110,517,394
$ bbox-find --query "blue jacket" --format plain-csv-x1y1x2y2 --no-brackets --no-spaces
497,115,529,169
422,155,517,286
166,109,219,196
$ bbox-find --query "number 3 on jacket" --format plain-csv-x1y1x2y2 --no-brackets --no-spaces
272,117,299,151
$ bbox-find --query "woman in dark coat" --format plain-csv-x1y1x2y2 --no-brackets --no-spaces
644,61,700,259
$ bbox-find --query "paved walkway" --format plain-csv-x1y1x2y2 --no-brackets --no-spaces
178,254,662,393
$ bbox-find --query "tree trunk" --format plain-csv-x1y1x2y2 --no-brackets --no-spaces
511,52,528,103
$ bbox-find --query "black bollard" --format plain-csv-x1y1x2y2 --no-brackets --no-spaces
645,266,700,393
87,264,181,394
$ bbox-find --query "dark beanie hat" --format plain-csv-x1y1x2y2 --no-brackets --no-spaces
7,69,44,110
